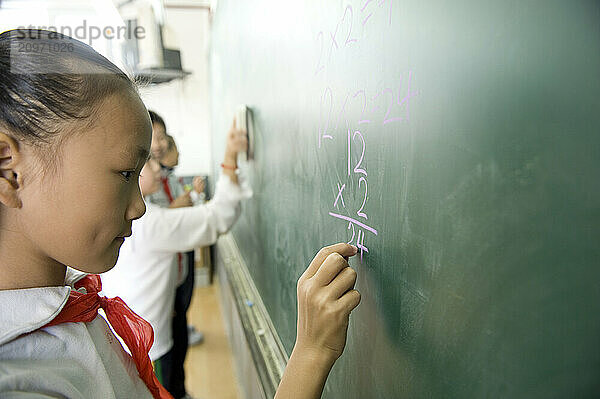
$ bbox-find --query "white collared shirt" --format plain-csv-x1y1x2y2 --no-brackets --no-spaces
145,169,206,286
0,269,152,398
100,174,251,360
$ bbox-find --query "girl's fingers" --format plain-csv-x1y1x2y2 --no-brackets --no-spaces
327,267,357,299
338,289,361,313
302,243,357,280
313,252,348,286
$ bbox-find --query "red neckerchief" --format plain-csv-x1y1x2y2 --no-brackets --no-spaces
44,275,173,399
160,176,174,203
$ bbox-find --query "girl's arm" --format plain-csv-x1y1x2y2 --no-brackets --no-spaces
275,346,335,399
140,173,251,252
275,243,361,398
140,118,250,251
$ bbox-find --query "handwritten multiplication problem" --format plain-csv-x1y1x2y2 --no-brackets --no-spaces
315,0,393,76
317,72,415,148
314,1,412,262
328,127,378,261
319,82,398,259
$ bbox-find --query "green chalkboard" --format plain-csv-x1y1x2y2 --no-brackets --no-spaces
209,1,600,397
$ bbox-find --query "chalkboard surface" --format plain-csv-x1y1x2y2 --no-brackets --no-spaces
209,1,600,397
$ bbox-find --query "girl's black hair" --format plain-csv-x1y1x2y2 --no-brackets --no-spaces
148,110,166,131
0,29,137,146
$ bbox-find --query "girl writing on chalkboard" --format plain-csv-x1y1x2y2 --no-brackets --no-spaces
0,29,361,399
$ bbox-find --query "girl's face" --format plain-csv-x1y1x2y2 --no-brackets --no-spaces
140,157,162,196
151,122,168,160
16,90,152,275
161,142,179,168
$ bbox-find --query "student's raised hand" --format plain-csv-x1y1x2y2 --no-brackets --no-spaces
221,118,247,185
169,191,193,208
295,243,361,363
224,118,247,162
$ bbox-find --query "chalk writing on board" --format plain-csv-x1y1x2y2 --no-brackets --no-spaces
324,123,379,260
328,5,357,63
317,76,416,259
315,0,408,261
328,212,379,236
338,127,373,260
330,209,376,259
352,130,367,177
334,183,346,209
315,0,393,75
318,77,415,148
361,0,393,27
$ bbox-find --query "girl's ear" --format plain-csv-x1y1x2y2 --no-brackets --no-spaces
0,132,23,209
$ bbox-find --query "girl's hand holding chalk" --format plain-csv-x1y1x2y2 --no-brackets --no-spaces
295,243,361,362
275,243,360,399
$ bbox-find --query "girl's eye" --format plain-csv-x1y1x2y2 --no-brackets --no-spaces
120,170,136,182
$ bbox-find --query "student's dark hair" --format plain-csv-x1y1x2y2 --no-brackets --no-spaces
148,110,166,131
0,29,138,168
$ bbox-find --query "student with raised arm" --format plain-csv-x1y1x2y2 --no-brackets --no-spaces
144,127,207,399
100,117,251,393
0,29,360,399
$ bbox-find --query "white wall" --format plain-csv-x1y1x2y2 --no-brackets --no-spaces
0,1,214,176
0,0,128,70
138,6,213,176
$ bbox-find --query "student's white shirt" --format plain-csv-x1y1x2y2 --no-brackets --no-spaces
0,269,152,398
100,174,251,361
146,170,205,286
